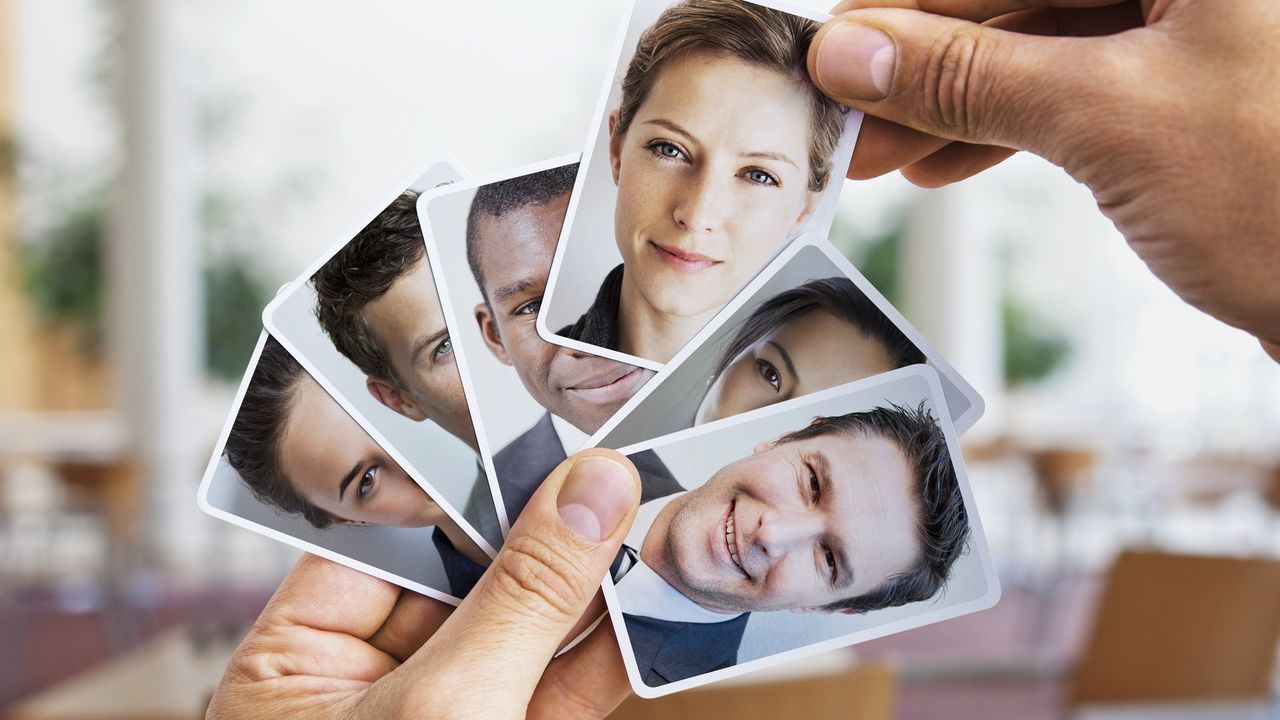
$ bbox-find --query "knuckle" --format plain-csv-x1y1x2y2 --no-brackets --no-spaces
921,28,986,138
485,533,592,621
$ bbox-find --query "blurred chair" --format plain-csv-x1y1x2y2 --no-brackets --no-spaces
608,661,895,720
1065,550,1280,717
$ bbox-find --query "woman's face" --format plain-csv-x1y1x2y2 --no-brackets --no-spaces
609,52,820,320
695,308,897,425
279,374,443,528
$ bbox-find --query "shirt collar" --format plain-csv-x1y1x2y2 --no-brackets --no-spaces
549,414,590,457
617,494,744,624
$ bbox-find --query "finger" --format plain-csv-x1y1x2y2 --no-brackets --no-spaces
366,449,641,717
809,7,1126,159
257,553,402,639
366,589,455,663
842,4,1142,180
1262,339,1280,365
900,141,1018,187
223,554,403,683
848,115,950,180
831,0,1128,24
530,621,632,720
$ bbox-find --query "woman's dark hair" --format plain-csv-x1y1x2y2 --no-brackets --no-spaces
224,335,333,529
709,277,926,386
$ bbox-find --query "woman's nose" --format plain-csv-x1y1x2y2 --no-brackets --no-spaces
672,170,728,235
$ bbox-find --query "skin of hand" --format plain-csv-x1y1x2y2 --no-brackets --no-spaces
807,0,1280,362
207,449,642,720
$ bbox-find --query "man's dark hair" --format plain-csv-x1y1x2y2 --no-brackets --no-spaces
224,335,333,529
465,163,579,300
710,278,926,386
311,190,425,386
777,402,967,612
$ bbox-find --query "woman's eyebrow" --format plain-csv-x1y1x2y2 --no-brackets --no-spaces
765,340,798,379
742,150,799,170
641,118,696,142
338,460,363,501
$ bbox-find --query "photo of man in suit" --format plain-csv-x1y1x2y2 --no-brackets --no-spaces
463,164,662,522
309,191,500,593
616,403,969,687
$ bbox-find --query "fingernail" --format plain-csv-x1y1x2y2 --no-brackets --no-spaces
815,23,895,101
557,456,637,542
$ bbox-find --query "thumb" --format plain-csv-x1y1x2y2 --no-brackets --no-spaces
395,449,639,717
808,8,1113,156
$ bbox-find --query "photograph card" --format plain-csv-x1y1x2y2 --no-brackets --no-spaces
417,155,664,537
599,365,1000,696
262,156,504,553
537,0,864,368
197,332,493,604
590,234,986,450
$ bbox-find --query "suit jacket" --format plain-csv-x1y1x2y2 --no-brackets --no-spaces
435,412,684,599
622,612,751,688
616,474,751,688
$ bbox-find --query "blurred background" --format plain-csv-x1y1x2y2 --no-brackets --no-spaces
2,1,1279,718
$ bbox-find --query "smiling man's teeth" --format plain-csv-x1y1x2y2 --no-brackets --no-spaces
725,511,744,572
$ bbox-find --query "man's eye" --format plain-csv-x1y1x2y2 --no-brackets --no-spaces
756,359,781,391
357,468,376,499
648,141,685,160
434,338,453,358
743,168,779,186
516,298,542,316
808,467,820,503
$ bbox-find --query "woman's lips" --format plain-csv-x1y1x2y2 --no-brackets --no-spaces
565,365,648,405
649,241,722,273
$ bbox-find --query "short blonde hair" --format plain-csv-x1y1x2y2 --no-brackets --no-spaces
614,0,845,192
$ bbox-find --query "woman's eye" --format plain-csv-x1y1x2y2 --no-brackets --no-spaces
744,168,779,186
516,298,542,316
808,467,820,503
756,359,781,391
433,337,453,359
823,545,837,581
649,141,684,160
357,468,376,499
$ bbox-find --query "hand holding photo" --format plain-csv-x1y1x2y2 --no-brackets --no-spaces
538,0,863,367
601,367,998,695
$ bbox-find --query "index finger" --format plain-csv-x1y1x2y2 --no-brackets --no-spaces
258,553,404,640
831,0,1128,23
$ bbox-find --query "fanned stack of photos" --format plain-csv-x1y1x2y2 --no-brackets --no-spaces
197,0,1000,698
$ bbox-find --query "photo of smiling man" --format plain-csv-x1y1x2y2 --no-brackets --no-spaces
605,370,998,692
538,0,861,366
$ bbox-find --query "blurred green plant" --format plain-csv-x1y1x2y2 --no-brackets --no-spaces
17,186,274,381
1002,295,1071,386
18,196,108,352
836,213,1072,386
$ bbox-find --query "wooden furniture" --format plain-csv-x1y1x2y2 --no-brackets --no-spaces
1066,550,1280,711
608,653,895,720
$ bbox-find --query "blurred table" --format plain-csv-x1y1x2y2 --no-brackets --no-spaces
1073,701,1275,719
4,628,237,720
